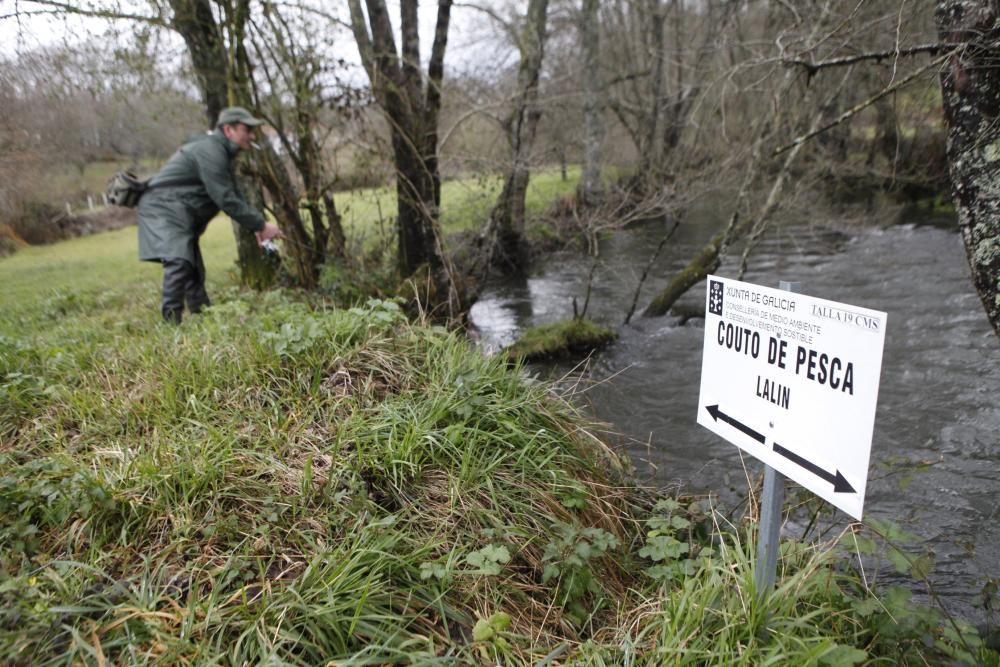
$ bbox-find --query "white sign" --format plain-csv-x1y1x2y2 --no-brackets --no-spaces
696,275,887,520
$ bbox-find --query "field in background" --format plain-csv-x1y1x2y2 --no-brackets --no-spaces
48,159,166,210
47,157,579,222
0,167,579,306
338,166,578,240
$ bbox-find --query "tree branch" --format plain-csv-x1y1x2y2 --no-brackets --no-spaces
773,52,951,157
783,42,960,74
425,0,453,116
624,219,679,325
8,0,166,27
346,0,376,85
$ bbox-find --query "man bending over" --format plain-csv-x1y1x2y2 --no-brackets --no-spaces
138,106,282,323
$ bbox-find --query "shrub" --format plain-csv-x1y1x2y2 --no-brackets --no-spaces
5,201,65,246
0,224,26,258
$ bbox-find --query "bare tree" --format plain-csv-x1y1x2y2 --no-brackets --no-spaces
12,0,341,288
481,0,551,273
578,0,604,206
348,0,463,315
603,0,736,194
639,0,949,318
246,3,353,287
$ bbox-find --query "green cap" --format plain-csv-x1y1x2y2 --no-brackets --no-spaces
216,106,265,128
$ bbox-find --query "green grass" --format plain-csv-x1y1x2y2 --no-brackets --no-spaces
0,289,638,663
1,185,997,664
0,221,238,306
338,166,579,240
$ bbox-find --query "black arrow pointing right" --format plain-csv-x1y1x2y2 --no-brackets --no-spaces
772,442,856,494
704,405,766,445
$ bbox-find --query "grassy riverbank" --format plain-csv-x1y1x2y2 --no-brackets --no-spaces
2,230,997,664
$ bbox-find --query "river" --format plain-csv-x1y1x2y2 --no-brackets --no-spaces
470,207,1000,622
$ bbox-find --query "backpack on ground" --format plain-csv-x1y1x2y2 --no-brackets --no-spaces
105,171,149,208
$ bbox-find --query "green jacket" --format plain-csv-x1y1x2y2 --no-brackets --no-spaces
137,130,265,271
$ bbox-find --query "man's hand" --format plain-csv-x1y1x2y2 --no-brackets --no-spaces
256,222,283,245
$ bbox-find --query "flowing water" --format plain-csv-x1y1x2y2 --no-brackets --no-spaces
471,207,999,622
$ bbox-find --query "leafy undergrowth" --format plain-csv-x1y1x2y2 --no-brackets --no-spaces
506,318,618,362
1,288,997,665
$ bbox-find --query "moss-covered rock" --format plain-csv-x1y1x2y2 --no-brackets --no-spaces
505,317,617,361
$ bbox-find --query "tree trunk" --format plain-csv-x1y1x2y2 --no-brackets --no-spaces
936,0,1000,337
579,0,605,206
297,117,346,261
637,0,667,188
170,0,227,125
348,0,463,316
866,97,899,167
392,118,440,278
231,164,279,289
642,230,725,317
230,221,279,288
322,195,346,259
486,0,550,272
255,145,318,289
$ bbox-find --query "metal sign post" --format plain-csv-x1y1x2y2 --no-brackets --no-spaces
753,280,798,598
755,465,785,596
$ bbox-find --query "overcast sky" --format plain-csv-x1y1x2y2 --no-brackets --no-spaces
0,0,511,75
1,3,109,56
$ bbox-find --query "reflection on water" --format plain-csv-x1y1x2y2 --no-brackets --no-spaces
471,216,1000,622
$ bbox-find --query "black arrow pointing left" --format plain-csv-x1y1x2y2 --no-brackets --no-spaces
772,442,856,494
704,405,766,445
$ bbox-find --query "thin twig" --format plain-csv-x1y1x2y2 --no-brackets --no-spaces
624,220,679,325
578,257,599,321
